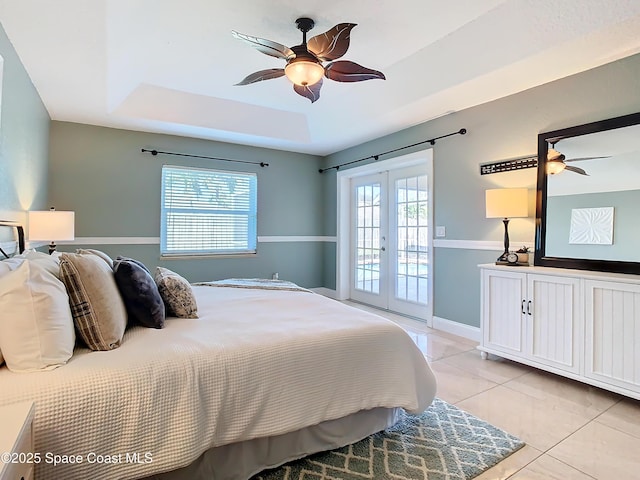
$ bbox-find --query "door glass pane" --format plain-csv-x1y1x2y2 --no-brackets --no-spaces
395,174,428,304
355,182,381,294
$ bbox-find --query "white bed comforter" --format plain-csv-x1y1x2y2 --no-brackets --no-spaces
0,286,436,480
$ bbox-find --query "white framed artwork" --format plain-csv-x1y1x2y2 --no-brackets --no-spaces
569,207,614,245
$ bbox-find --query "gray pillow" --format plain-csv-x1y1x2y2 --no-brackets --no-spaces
113,258,165,329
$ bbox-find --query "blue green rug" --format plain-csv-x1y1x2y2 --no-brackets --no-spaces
253,397,525,480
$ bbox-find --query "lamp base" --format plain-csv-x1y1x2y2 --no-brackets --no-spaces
48,241,57,255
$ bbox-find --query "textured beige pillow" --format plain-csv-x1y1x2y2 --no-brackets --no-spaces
155,267,198,318
75,248,114,267
59,253,127,350
0,261,75,372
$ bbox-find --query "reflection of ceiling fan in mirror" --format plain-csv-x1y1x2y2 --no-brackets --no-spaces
546,139,610,176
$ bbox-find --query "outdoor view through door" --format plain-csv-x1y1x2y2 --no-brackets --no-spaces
351,165,430,320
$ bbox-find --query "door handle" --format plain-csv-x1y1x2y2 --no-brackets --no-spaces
527,300,532,316
521,300,526,315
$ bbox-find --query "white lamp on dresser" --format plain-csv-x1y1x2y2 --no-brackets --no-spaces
485,188,528,264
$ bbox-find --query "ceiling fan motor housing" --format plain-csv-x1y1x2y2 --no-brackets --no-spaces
295,17,315,35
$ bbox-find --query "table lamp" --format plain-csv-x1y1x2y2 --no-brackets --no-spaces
485,188,528,263
28,207,75,254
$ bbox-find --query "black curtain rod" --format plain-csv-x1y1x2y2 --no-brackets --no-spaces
141,148,269,167
318,128,467,173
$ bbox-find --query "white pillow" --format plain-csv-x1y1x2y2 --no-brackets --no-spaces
0,261,11,277
20,250,61,277
0,261,75,372
1,250,60,277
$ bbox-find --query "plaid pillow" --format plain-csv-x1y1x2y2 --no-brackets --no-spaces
59,253,127,350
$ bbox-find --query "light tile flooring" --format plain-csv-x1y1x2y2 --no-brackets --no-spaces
344,301,640,480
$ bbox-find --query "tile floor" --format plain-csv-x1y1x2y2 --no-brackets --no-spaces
345,301,640,480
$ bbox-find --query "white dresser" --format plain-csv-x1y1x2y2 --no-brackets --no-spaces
479,263,640,399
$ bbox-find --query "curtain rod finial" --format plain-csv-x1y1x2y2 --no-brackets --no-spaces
459,128,467,135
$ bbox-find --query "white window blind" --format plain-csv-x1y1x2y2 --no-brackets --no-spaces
161,165,257,255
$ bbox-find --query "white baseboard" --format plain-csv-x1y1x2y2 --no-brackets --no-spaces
311,287,338,299
432,316,480,342
310,290,481,343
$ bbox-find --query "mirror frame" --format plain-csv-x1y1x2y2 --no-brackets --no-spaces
534,111,640,275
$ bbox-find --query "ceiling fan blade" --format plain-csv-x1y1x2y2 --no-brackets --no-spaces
565,156,611,163
235,69,285,86
564,165,589,176
307,23,356,61
325,61,386,82
293,78,323,103
546,136,568,145
231,31,295,60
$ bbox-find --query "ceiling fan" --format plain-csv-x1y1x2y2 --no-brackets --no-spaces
231,17,386,103
546,140,610,176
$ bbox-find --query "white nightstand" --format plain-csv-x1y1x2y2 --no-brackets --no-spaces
0,402,35,480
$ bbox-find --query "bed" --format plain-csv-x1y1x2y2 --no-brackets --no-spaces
0,223,437,480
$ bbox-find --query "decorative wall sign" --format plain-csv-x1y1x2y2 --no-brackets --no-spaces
569,207,614,245
479,155,537,175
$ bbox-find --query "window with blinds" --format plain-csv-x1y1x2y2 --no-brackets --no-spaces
161,165,257,255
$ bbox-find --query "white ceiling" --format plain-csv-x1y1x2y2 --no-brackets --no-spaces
2,0,640,156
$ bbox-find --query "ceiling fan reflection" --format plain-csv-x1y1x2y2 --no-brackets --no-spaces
546,141,610,175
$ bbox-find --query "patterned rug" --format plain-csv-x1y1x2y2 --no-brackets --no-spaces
252,398,524,480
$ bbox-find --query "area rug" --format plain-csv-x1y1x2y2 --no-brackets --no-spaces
252,398,525,480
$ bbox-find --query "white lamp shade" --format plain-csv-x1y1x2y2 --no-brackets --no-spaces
485,188,528,219
28,210,75,241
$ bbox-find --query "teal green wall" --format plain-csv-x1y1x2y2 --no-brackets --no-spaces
322,53,640,328
0,22,50,219
6,14,640,330
47,122,325,287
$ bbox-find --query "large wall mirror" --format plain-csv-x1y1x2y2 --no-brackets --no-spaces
535,111,640,274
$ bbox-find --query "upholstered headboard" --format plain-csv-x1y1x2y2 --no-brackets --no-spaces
0,221,25,258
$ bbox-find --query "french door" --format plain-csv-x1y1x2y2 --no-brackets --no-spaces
350,165,432,320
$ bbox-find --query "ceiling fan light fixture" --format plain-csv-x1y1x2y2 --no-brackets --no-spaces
547,147,564,161
546,159,566,175
284,56,324,86
233,17,385,101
